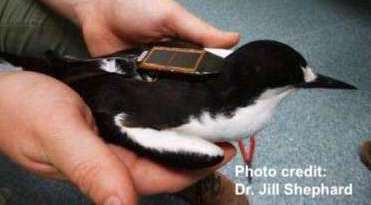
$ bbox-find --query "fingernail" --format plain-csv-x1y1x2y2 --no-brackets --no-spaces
104,196,121,205
227,32,240,38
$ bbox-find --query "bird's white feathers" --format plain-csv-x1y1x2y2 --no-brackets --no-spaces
114,114,224,157
113,87,293,157
100,59,125,74
171,88,293,142
302,66,317,82
205,48,234,58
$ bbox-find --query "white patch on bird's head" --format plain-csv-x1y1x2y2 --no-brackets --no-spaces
302,66,317,83
100,59,125,74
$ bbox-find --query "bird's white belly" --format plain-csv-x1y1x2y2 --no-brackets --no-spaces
171,98,280,142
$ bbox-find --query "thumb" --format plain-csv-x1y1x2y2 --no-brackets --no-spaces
40,114,137,205
167,4,240,48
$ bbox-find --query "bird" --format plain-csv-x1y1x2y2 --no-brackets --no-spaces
0,40,356,170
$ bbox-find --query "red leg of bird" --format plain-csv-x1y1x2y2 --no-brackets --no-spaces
238,136,256,183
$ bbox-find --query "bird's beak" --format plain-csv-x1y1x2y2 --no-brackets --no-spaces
298,74,357,90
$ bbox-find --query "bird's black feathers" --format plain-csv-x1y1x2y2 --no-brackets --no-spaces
221,40,306,89
0,40,310,169
93,111,223,168
0,40,355,169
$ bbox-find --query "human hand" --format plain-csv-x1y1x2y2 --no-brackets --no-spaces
41,0,240,56
0,71,236,205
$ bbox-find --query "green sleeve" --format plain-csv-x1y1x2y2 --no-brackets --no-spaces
0,0,89,58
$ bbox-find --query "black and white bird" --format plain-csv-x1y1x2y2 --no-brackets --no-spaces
0,40,356,169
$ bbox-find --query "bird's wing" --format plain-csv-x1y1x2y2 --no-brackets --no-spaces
112,113,224,169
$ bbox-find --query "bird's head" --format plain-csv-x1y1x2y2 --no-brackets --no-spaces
221,40,356,99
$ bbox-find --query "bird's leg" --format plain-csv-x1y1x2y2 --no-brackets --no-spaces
238,136,256,183
238,136,256,167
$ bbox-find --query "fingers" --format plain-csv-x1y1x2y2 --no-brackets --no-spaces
166,3,240,49
109,142,236,194
82,23,134,56
39,112,138,205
